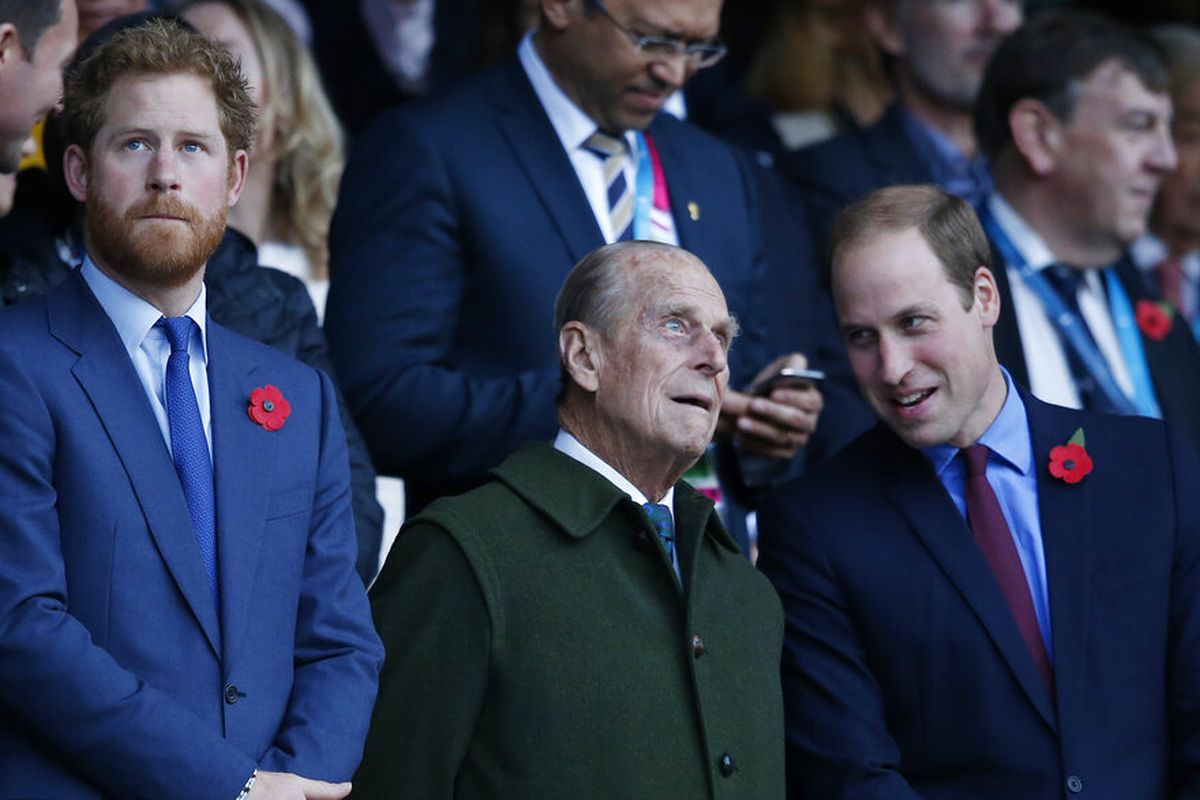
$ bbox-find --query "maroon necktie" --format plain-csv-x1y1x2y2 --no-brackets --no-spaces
1156,255,1186,315
962,444,1054,692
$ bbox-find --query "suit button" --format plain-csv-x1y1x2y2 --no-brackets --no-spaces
718,752,736,777
1066,775,1083,793
224,684,241,705
692,634,706,658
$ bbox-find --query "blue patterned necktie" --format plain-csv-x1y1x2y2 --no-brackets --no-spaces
158,316,218,605
642,502,675,562
583,129,633,241
1042,265,1117,413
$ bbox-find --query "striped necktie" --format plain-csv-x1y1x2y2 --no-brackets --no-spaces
583,129,633,241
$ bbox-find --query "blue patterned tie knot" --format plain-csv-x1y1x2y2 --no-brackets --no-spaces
158,316,219,607
642,502,675,561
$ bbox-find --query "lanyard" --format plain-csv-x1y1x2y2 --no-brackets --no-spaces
980,207,1157,417
1103,268,1162,417
631,131,672,243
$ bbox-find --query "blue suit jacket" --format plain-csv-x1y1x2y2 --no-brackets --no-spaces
779,104,931,271
0,272,383,799
757,391,1200,799
325,56,846,511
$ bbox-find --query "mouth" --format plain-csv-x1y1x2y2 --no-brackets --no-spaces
671,394,713,412
628,86,671,112
889,388,936,410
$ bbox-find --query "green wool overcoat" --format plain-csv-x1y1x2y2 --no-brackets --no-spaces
354,441,785,799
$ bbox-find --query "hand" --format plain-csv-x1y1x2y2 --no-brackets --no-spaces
717,353,823,460
247,771,352,800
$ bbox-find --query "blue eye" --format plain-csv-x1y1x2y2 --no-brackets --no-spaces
664,318,685,333
182,142,203,153
125,140,146,152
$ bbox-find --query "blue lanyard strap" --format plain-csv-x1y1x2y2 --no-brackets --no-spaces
631,131,655,242
979,206,1155,417
1103,267,1161,417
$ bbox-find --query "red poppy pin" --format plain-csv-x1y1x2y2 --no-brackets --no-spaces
1048,427,1093,484
248,385,291,431
1136,299,1173,341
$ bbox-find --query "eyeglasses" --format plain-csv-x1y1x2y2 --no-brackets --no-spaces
585,0,728,69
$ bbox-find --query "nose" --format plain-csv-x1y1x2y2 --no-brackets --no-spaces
649,52,691,91
147,149,181,192
693,327,728,376
877,334,913,387
1152,123,1179,173
980,0,1022,36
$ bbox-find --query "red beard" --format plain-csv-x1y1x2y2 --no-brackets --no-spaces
85,189,227,290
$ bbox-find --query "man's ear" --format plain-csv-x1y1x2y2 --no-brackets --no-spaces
1008,98,1063,177
559,321,602,393
864,1,905,58
226,148,249,207
0,23,20,71
973,266,1002,327
63,144,90,203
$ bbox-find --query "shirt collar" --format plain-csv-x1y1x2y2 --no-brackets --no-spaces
988,192,1057,272
518,31,637,154
1131,231,1200,279
80,254,208,363
922,368,1032,478
553,428,676,510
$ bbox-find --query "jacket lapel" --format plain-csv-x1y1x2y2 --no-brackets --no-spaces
874,427,1057,731
206,323,273,667
491,59,605,265
52,273,222,655
863,105,934,186
650,116,713,258
1024,393,1093,739
988,240,1031,388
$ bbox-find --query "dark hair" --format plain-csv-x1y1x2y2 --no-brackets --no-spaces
0,0,63,56
975,9,1168,160
63,16,257,156
830,184,990,309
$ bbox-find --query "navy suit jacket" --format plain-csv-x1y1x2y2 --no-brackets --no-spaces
779,104,931,270
757,391,1200,799
0,272,383,799
988,241,1200,457
326,56,844,511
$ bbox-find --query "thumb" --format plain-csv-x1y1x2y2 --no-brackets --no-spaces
301,779,352,800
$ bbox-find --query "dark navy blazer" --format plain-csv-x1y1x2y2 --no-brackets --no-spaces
757,390,1200,799
0,272,383,799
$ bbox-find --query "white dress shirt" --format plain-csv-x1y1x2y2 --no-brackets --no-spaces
988,194,1134,409
518,33,679,246
81,256,212,456
554,429,680,578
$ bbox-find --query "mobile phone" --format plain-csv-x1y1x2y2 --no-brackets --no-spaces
752,367,825,396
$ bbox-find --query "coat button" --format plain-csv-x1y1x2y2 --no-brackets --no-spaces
718,752,736,777
692,634,706,658
1066,775,1083,793
224,684,241,704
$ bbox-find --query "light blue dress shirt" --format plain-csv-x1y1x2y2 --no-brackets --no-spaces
80,256,212,456
921,369,1053,660
901,106,994,208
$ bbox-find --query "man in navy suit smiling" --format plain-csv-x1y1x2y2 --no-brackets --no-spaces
757,184,1200,799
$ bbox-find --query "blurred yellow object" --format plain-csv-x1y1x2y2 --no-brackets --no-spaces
18,118,47,172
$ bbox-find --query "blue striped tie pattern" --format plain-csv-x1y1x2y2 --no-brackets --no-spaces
583,130,633,241
642,502,675,562
159,316,219,605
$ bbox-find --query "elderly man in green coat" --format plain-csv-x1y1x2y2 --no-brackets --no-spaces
355,241,787,799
